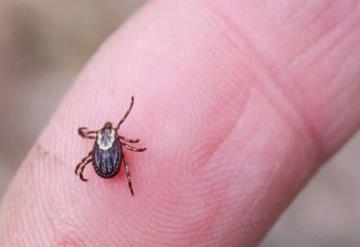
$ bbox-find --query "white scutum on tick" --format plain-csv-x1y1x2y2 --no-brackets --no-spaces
97,129,116,150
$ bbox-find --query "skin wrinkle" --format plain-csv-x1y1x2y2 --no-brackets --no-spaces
188,90,251,175
307,0,337,27
328,41,360,91
288,1,357,68
206,0,360,158
285,24,360,154
300,4,360,73
284,0,312,23
333,46,360,90
201,1,325,161
33,142,67,168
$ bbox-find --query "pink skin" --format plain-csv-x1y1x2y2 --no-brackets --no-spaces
1,0,360,246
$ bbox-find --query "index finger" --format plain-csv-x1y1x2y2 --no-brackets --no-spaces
1,0,360,246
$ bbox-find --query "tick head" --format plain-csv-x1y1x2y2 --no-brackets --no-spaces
103,121,113,129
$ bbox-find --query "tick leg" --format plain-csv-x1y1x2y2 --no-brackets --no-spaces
115,96,134,130
119,136,140,143
79,159,91,182
78,127,97,139
122,143,147,152
75,151,92,175
123,155,134,196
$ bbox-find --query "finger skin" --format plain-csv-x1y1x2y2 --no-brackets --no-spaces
1,0,359,246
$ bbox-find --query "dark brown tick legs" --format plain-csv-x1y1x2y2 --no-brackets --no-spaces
75,151,92,181
115,96,134,131
78,127,97,139
78,159,91,182
122,143,147,152
123,155,134,196
119,136,140,143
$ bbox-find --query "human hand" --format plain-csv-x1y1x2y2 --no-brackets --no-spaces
1,1,359,246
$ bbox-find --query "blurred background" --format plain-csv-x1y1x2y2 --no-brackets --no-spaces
0,1,359,246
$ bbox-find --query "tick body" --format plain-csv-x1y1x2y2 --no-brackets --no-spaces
75,96,146,196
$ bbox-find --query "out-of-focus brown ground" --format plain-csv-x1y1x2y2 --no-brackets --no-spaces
0,1,359,246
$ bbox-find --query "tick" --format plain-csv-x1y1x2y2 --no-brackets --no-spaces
74,96,146,196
